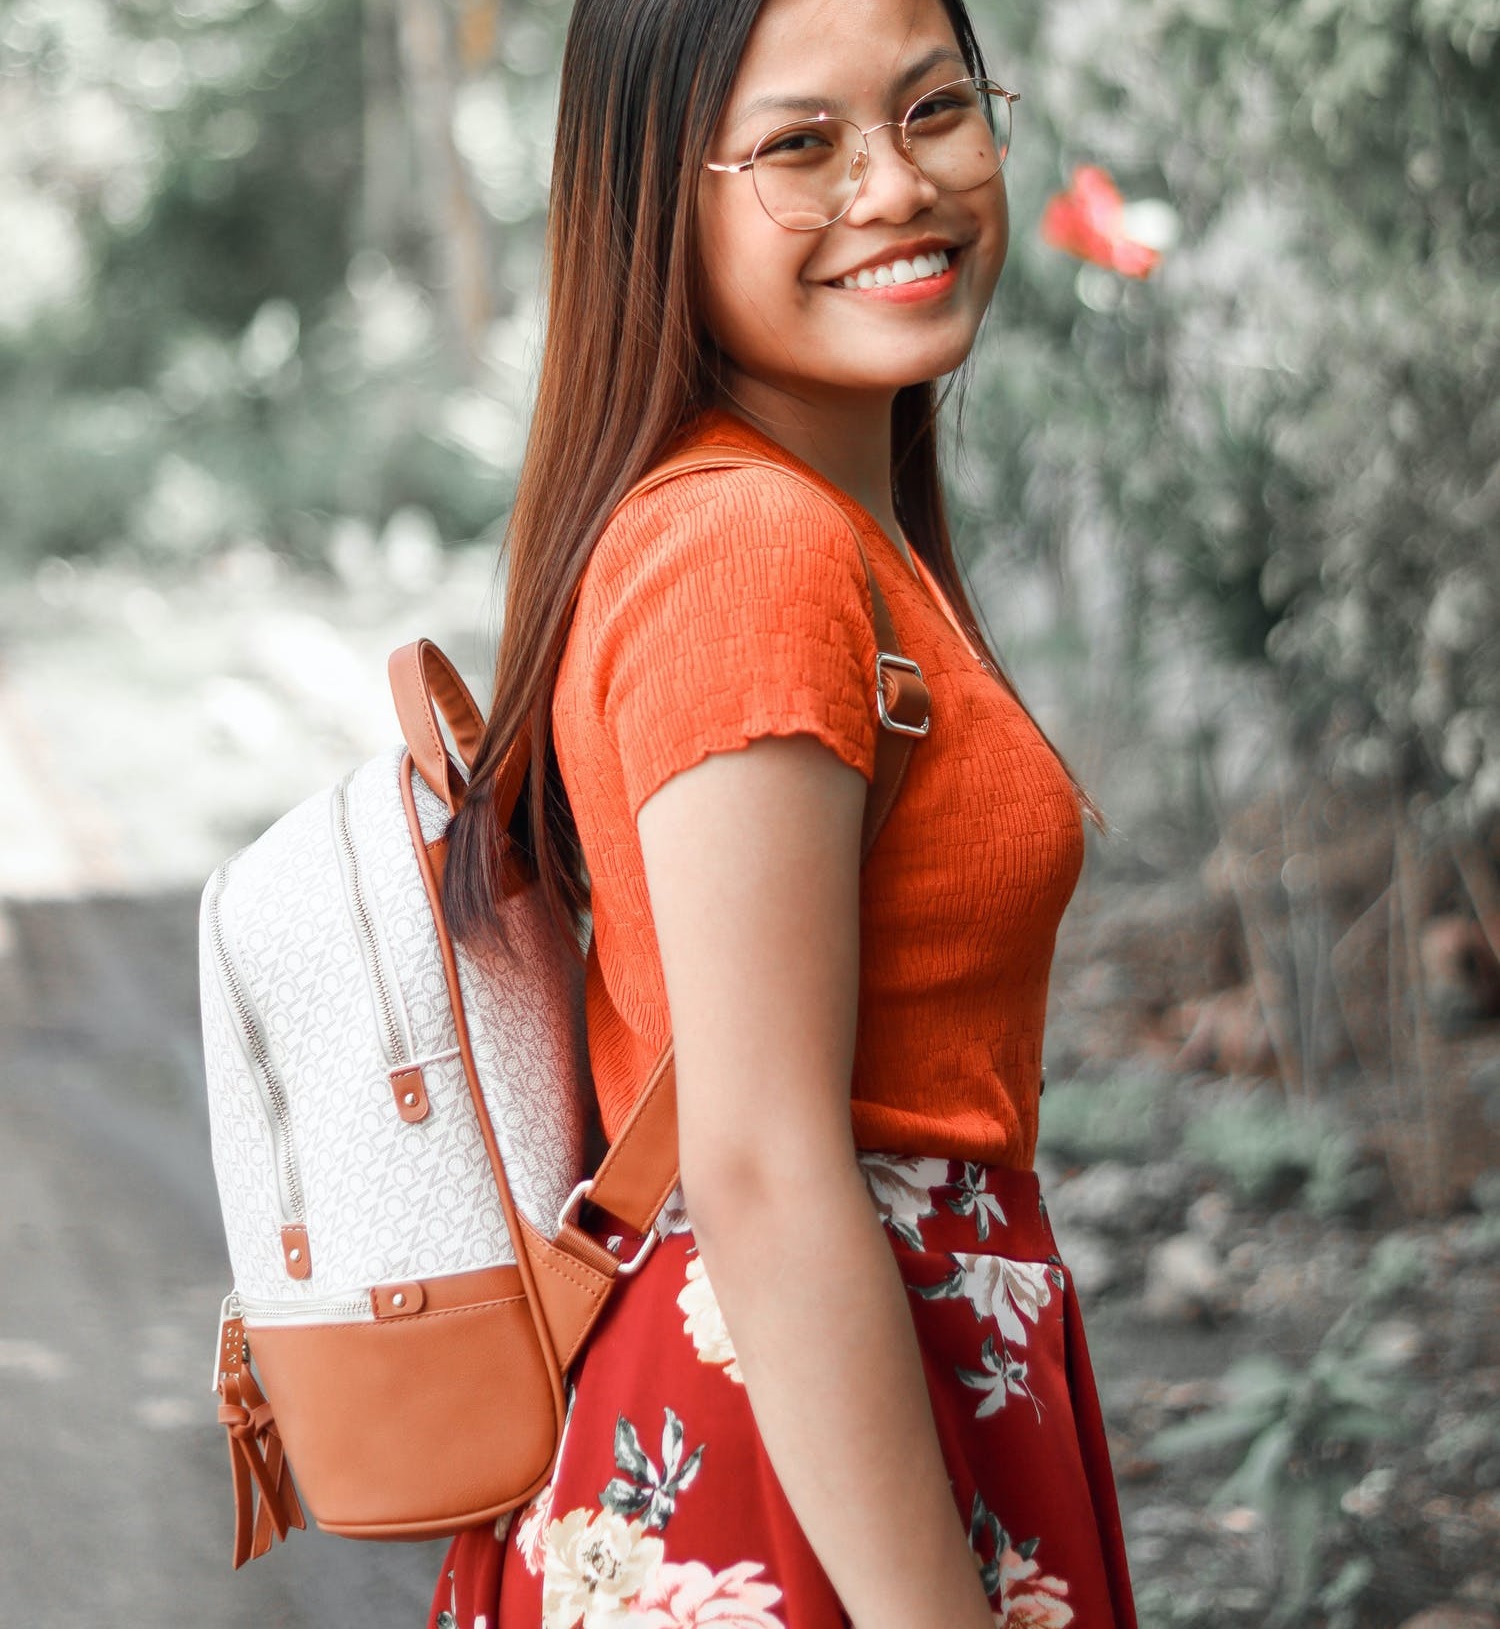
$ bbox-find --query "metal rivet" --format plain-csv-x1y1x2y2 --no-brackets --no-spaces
392,1292,406,1308
403,1092,418,1107
289,1247,302,1262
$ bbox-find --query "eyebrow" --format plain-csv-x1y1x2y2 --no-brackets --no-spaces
728,45,970,131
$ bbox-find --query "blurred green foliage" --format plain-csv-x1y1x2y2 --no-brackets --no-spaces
1150,1236,1423,1624
1034,1073,1169,1164
0,0,519,566
968,0,1500,826
1179,1088,1380,1215
1,0,1496,822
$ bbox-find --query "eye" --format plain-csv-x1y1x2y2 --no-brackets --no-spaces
906,89,974,127
756,123,841,163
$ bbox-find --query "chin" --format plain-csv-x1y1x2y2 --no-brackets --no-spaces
842,340,978,394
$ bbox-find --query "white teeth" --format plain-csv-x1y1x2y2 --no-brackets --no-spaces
837,248,952,291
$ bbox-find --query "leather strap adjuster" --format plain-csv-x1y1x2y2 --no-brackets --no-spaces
876,652,931,737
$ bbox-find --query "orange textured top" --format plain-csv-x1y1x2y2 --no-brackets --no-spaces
552,409,1084,1167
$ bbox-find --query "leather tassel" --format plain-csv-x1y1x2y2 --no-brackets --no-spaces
216,1319,304,1568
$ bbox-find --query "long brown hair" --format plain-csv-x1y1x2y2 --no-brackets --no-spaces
444,0,1050,952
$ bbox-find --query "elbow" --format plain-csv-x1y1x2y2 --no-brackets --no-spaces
677,1112,859,1249
678,1138,779,1244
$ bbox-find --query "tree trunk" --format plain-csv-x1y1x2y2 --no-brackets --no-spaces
393,0,500,371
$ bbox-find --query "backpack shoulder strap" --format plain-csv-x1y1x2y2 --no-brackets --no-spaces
569,444,931,1255
618,444,931,850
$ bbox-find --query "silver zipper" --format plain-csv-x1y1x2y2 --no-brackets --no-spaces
206,864,306,1226
237,1289,371,1324
330,771,410,1069
210,1286,371,1386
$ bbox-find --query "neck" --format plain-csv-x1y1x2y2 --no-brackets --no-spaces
716,371,905,550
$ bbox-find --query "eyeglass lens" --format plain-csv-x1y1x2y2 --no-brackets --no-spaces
750,79,1011,231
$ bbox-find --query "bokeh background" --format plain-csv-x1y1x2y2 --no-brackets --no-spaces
0,1,1496,1625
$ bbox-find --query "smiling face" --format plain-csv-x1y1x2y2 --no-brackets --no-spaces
696,0,1009,420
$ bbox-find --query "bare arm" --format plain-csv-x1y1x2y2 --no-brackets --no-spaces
636,734,994,1629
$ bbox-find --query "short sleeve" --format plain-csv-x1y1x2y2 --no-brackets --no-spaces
587,468,881,819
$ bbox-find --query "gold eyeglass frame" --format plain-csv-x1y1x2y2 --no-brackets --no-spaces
703,76,1019,232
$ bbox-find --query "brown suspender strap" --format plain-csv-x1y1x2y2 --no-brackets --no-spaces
572,446,930,1245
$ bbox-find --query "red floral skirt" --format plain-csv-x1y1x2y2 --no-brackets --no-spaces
428,1156,1138,1629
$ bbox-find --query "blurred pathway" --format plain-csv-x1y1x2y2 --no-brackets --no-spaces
0,546,501,1624
0,893,448,1625
0,541,500,897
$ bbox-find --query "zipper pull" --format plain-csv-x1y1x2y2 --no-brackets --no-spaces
210,1292,244,1394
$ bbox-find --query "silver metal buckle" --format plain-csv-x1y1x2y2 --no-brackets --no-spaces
556,1179,658,1277
875,652,931,737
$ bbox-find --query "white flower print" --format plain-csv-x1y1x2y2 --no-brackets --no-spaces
519,1381,580,1574
952,1254,1054,1347
676,1255,743,1384
518,1481,554,1576
948,1162,1009,1241
655,1186,692,1240
970,1493,1075,1629
624,1558,786,1628
858,1153,951,1248
601,1409,705,1531
994,1545,1074,1627
542,1507,665,1629
956,1335,1038,1419
915,1254,1054,1415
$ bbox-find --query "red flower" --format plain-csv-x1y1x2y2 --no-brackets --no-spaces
1040,166,1162,278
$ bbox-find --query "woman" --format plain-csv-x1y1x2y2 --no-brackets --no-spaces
434,0,1137,1625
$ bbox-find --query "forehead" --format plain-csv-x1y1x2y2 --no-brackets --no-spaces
723,0,966,127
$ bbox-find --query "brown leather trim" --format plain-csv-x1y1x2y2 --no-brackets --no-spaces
219,1313,248,1384
585,1045,681,1239
361,1263,521,1321
280,1224,311,1281
387,641,485,816
554,1222,622,1278
389,1062,431,1125
248,1289,556,1533
518,1218,615,1371
370,1281,424,1318
398,755,570,1423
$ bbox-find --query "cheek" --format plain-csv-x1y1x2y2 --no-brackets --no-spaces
694,188,752,354
973,175,1010,296
695,188,812,357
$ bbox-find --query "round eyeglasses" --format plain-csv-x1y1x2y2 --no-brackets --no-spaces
703,77,1018,232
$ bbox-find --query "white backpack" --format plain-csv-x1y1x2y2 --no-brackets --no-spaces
198,451,930,1567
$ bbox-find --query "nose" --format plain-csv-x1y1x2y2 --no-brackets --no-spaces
844,121,938,225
